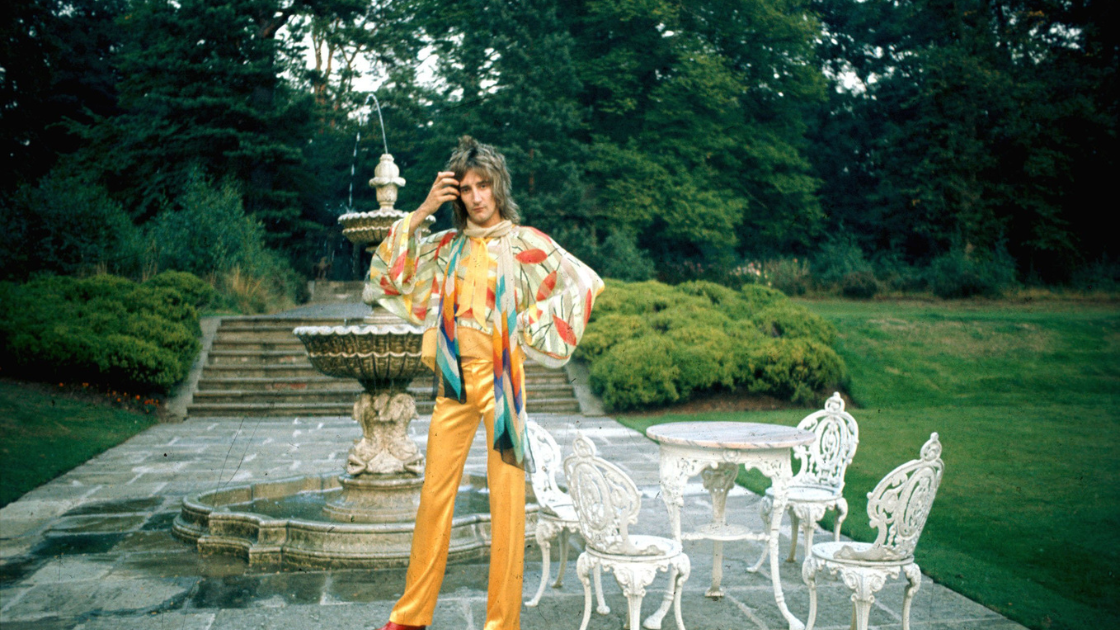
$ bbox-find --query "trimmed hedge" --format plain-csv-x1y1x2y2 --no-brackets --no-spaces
0,272,212,393
579,279,845,410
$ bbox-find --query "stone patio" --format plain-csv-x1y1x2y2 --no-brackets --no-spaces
0,410,1024,629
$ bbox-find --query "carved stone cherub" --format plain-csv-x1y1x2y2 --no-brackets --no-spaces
347,392,424,476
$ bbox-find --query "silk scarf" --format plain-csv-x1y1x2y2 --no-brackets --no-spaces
433,220,530,470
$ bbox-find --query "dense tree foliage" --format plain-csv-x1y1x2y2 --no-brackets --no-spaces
810,0,1118,282
1,0,1115,287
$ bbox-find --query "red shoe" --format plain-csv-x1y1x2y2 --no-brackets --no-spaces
377,623,426,630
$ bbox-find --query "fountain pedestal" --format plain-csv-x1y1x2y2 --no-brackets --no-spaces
323,383,426,524
324,473,425,524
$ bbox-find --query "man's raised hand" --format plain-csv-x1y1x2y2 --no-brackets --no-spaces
409,171,458,234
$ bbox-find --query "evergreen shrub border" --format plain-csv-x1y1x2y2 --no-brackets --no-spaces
578,280,847,411
0,271,213,393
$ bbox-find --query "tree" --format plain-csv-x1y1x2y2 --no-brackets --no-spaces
70,0,364,264
569,0,826,271
0,0,126,193
809,0,1118,280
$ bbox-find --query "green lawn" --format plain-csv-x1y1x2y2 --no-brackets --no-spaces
616,299,1120,630
0,381,159,507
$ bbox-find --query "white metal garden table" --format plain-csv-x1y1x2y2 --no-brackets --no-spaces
646,421,815,630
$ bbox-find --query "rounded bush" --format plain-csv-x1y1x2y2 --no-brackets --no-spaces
751,303,837,345
581,279,848,410
0,273,205,393
665,326,739,396
591,280,705,319
738,284,788,310
742,339,846,403
591,336,681,410
927,247,1017,298
648,304,735,333
145,271,216,309
575,314,649,361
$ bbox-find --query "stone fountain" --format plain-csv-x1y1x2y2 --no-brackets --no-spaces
173,110,515,568
295,151,434,527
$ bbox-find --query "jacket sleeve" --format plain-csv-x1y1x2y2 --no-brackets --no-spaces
366,212,457,327
513,227,605,368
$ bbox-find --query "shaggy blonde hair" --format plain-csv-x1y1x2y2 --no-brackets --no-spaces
445,136,520,230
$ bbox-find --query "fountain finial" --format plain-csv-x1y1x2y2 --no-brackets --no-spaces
370,154,406,211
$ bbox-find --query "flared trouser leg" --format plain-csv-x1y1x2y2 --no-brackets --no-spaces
390,360,525,630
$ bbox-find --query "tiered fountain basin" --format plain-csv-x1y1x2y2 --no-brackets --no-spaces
172,472,541,569
292,312,427,384
339,207,434,247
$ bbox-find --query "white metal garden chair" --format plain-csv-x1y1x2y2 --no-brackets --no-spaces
749,392,859,571
565,433,691,630
523,420,608,614
802,432,945,630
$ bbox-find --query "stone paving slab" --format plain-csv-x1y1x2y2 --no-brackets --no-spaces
0,409,1023,630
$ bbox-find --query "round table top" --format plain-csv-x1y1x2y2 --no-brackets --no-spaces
646,421,815,450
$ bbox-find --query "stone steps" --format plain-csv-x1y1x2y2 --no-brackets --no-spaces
187,315,583,418
193,382,576,404
196,374,572,391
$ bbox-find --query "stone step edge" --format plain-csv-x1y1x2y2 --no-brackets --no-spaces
192,385,573,398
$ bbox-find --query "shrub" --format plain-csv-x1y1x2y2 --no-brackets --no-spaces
927,245,1018,298
146,170,266,278
665,326,739,396
575,314,649,361
841,271,880,299
812,233,874,287
145,270,215,309
581,279,848,411
742,339,846,403
1070,255,1120,292
872,251,926,293
739,284,789,311
751,303,837,345
0,170,146,280
0,273,203,393
591,336,681,410
143,169,303,314
648,304,735,333
764,257,810,296
589,280,704,319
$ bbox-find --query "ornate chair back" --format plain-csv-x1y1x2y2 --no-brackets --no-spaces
526,420,569,511
564,433,657,556
791,392,859,492
839,432,944,562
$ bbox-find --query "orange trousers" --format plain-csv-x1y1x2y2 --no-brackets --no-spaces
390,359,526,630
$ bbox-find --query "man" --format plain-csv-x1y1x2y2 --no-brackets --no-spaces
370,136,604,630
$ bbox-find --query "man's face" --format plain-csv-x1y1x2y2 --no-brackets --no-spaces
459,169,499,228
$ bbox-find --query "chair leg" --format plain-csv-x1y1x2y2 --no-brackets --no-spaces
643,557,691,630
834,498,849,542
615,565,658,630
642,565,674,630
526,528,552,607
802,556,821,630
626,591,645,630
786,507,800,563
594,564,610,615
748,495,773,573
672,556,691,630
554,528,570,588
902,564,922,630
800,517,816,566
576,553,594,630
847,570,883,630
